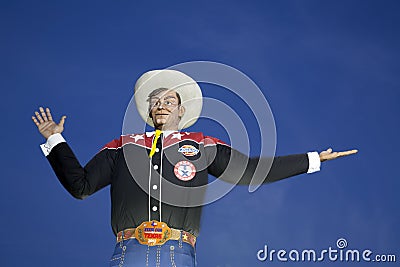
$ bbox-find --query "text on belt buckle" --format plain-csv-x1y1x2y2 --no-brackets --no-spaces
134,220,171,246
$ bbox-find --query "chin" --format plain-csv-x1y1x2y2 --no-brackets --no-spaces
156,119,167,124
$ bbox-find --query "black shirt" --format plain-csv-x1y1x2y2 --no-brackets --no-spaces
46,132,309,237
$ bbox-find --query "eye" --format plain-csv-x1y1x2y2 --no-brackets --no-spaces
150,100,159,108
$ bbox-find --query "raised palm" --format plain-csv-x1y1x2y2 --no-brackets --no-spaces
32,107,66,139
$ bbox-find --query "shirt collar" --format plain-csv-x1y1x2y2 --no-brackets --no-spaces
146,130,177,138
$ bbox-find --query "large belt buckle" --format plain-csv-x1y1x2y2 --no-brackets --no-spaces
134,220,171,246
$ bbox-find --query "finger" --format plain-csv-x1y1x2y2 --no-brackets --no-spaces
339,149,358,155
337,150,358,157
58,115,67,127
35,111,44,123
327,148,333,153
46,108,53,121
39,107,48,121
32,116,40,126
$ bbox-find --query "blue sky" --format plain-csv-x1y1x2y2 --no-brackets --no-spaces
1,0,399,266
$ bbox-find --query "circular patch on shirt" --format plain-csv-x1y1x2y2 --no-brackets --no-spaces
174,161,196,181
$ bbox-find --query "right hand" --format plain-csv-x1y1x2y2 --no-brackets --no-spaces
319,147,358,162
32,107,66,139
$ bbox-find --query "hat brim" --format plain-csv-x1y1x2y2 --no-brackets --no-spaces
134,70,203,129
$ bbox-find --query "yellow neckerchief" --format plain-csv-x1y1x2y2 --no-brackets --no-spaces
149,129,162,158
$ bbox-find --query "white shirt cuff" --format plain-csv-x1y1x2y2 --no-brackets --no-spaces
40,133,66,156
307,152,321,173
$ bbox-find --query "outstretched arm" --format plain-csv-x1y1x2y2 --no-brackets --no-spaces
208,143,358,185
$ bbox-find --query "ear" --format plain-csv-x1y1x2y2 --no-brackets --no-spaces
178,105,185,118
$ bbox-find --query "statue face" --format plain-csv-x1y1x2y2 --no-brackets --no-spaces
148,90,185,130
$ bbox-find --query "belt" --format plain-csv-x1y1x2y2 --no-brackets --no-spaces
117,228,197,248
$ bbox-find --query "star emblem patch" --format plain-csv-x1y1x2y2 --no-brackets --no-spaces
174,161,196,181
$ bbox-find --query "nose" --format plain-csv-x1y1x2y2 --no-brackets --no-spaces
157,103,165,109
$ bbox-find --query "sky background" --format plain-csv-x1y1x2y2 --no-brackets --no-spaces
1,0,399,266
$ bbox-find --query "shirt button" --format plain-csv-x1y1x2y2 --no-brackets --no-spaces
155,148,159,152
153,165,159,170
152,184,158,190
152,206,158,212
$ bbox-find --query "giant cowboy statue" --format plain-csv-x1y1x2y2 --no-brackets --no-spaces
32,69,357,266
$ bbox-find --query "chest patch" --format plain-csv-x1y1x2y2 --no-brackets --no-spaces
174,161,196,181
178,145,199,156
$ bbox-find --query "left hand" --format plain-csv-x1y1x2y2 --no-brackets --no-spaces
319,148,358,162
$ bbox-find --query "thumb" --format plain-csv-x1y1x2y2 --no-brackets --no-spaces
59,115,67,127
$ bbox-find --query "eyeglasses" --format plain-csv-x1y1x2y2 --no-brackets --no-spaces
149,99,179,109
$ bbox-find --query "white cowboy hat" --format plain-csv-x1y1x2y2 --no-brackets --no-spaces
134,69,203,129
